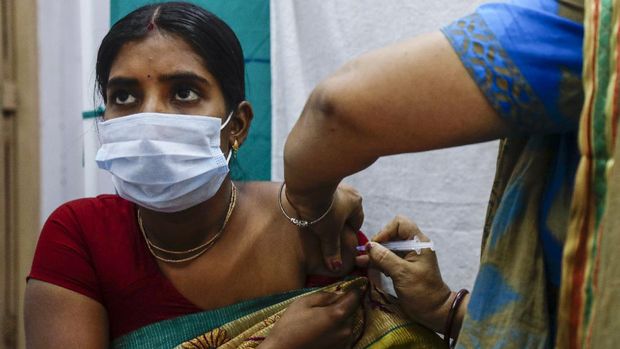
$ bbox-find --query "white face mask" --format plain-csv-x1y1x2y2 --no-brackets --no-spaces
95,111,233,213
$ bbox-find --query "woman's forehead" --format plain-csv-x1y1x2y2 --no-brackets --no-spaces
108,33,211,80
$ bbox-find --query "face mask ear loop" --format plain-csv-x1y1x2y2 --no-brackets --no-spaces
222,110,234,165
226,149,233,164
95,117,105,146
220,110,234,130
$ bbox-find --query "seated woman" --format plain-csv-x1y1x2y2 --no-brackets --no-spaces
24,3,441,348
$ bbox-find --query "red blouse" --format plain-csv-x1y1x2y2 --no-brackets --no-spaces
28,195,367,340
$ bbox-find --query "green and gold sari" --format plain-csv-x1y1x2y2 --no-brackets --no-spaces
112,277,443,349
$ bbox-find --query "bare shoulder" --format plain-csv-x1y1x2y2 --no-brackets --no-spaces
235,181,281,197
234,181,282,219
233,180,305,251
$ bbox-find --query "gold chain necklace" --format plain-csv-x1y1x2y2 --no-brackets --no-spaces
137,183,237,263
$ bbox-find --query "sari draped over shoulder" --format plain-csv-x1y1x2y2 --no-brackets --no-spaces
111,277,444,349
443,0,620,347
441,0,585,348
556,0,620,347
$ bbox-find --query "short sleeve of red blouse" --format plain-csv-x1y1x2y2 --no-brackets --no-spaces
28,196,205,339
28,201,104,302
28,196,370,339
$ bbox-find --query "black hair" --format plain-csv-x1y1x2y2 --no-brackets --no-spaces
95,1,245,111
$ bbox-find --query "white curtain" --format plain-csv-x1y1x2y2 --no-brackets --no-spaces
38,0,113,226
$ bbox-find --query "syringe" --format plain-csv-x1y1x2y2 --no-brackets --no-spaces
356,235,434,255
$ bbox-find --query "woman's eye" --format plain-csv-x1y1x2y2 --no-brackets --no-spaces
113,91,136,105
174,88,199,102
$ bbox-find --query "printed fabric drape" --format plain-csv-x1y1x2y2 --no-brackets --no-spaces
556,0,620,347
112,277,445,349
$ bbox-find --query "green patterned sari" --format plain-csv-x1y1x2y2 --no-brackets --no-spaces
112,278,444,349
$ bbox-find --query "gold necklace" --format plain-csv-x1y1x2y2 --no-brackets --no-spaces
137,183,237,263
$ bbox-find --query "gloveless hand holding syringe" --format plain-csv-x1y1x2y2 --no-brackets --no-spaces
356,235,436,298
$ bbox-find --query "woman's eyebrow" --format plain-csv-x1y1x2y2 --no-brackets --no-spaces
159,71,210,86
107,76,139,89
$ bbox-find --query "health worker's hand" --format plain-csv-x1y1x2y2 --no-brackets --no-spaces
356,215,454,333
286,183,364,273
259,289,362,349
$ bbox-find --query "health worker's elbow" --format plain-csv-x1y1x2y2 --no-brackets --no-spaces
307,81,337,120
293,65,365,143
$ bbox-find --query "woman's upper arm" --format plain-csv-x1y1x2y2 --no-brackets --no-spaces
25,279,108,348
26,202,108,348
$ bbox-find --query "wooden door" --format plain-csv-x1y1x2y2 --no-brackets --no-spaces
1,1,39,348
1,1,18,347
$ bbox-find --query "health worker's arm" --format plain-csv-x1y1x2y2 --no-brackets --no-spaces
284,31,509,210
283,32,510,268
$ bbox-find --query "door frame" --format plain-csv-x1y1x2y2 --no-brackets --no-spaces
1,0,40,348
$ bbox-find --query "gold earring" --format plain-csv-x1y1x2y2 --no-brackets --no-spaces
232,139,239,157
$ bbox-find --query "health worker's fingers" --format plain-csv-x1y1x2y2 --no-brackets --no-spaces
343,186,364,232
373,215,416,242
346,201,364,232
318,230,343,272
318,185,363,272
373,215,429,243
366,242,408,279
355,254,369,268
